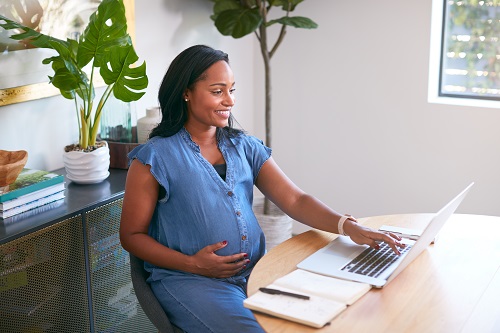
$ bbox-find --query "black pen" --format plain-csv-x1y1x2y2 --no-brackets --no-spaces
259,287,310,300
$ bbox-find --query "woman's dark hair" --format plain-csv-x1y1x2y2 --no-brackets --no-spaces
149,44,243,138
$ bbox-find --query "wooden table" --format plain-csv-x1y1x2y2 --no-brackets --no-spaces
248,214,500,333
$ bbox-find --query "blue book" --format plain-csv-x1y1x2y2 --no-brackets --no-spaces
0,168,64,203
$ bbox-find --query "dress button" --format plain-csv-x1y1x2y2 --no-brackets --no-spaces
241,235,247,240
228,191,233,196
236,211,241,216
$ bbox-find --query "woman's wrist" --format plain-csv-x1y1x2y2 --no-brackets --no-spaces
337,215,357,236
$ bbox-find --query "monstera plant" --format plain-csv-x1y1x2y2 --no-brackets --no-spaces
210,0,318,248
0,0,148,151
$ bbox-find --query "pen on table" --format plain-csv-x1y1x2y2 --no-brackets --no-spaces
259,287,310,300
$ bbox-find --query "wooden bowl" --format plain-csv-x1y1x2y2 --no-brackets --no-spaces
0,150,28,187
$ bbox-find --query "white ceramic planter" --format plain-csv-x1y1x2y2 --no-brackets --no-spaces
63,142,110,184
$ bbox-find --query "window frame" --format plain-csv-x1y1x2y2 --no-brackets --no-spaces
428,0,500,109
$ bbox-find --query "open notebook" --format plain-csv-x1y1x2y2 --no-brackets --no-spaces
244,269,371,328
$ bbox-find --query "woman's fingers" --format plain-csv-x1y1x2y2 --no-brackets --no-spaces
350,225,405,255
194,242,250,278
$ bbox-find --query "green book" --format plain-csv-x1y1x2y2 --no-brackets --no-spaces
0,168,64,203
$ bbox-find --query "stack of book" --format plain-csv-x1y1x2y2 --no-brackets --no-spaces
0,168,65,219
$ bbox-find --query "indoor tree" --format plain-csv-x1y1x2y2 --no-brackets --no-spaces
210,0,318,214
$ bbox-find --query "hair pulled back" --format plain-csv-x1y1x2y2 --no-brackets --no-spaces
149,45,241,138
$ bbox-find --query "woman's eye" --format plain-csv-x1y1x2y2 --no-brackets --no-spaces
230,88,236,94
212,90,223,95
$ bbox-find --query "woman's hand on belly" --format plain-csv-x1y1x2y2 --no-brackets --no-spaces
188,240,250,278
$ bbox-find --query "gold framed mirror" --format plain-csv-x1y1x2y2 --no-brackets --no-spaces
0,0,135,107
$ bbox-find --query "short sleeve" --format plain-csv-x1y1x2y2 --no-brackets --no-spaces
128,140,169,202
230,134,272,182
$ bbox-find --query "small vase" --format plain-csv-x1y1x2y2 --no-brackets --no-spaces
137,107,162,143
100,95,136,143
63,142,110,184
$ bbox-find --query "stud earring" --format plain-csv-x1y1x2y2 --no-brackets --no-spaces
185,98,188,102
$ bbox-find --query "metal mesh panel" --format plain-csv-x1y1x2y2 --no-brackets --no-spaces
0,215,91,333
85,199,156,333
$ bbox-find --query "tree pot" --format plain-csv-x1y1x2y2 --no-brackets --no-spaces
253,197,293,251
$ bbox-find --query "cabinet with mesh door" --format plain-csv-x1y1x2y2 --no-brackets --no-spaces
0,169,156,332
0,215,91,332
85,199,155,332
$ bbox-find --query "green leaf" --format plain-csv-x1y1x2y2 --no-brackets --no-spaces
211,0,244,22
214,8,262,38
213,0,242,15
0,15,69,50
267,16,318,29
50,68,80,91
269,0,304,11
77,0,130,69
100,44,148,102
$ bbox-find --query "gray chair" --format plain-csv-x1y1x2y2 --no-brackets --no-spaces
129,253,183,333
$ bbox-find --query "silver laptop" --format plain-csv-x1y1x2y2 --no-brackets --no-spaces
297,182,474,288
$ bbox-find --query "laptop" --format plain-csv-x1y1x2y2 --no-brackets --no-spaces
297,182,474,288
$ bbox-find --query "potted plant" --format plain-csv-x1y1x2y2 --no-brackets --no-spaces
0,0,148,184
210,0,318,248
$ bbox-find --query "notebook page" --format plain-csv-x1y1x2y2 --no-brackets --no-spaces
273,269,371,305
244,283,346,328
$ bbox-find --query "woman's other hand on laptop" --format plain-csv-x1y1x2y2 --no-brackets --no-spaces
343,221,405,255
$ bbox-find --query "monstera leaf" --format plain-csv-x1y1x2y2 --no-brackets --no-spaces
100,42,148,102
0,0,148,149
77,0,130,69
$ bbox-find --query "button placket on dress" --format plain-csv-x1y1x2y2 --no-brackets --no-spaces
218,138,250,255
182,128,251,255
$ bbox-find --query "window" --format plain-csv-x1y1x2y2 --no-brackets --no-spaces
429,0,500,108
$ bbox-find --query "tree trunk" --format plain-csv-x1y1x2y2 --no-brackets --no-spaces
259,22,274,216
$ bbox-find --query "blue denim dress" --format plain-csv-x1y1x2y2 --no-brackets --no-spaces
128,128,270,332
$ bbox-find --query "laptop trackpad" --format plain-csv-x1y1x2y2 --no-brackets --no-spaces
323,236,367,259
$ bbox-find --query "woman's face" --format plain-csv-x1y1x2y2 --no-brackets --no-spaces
184,60,236,130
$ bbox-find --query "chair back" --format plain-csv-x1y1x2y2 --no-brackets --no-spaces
129,253,183,333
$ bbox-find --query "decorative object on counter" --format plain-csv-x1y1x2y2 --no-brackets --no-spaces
0,0,148,184
137,106,162,144
0,150,28,188
63,141,110,184
209,0,317,248
100,95,137,143
108,140,139,170
99,95,139,170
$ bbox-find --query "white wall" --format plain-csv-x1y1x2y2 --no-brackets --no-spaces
1,0,499,226
266,0,500,233
133,0,255,131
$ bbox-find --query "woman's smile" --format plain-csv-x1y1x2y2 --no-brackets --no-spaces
215,109,231,119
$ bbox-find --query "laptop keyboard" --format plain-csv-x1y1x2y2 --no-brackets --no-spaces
341,242,412,278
